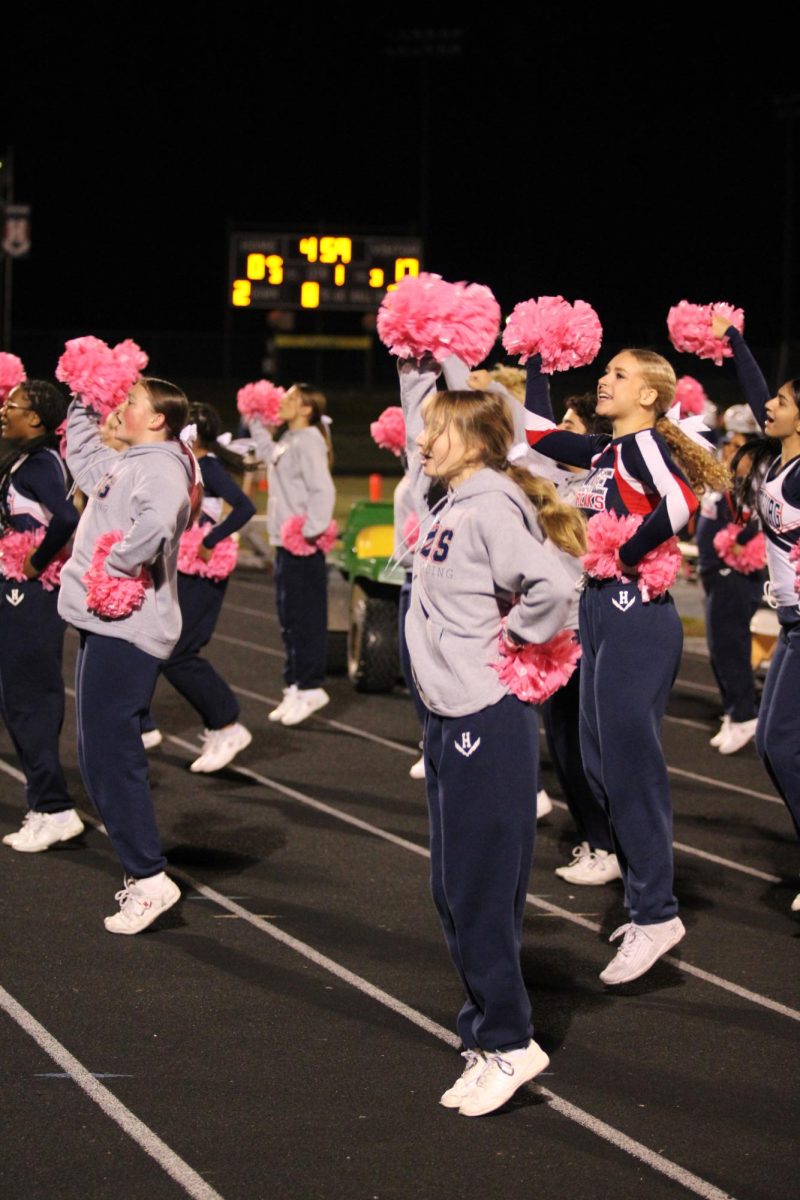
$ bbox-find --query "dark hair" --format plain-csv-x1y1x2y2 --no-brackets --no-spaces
187,401,250,473
563,392,612,437
139,377,188,439
730,434,780,519
0,380,70,529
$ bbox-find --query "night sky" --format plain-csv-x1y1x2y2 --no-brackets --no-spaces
1,11,793,379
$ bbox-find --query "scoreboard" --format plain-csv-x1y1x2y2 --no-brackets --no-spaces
229,231,423,312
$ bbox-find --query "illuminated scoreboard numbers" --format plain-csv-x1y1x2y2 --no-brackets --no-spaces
246,253,283,284
301,281,321,309
369,268,384,288
232,279,252,307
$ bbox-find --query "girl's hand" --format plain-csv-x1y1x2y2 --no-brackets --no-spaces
711,313,733,340
197,542,213,563
22,551,41,580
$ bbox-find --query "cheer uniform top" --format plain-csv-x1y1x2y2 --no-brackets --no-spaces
192,454,255,553
0,449,78,574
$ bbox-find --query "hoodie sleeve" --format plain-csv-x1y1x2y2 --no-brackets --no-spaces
105,457,190,578
64,400,119,493
298,431,335,540
249,416,280,466
398,356,441,513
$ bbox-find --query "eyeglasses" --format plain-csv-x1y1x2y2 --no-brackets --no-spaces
2,402,34,412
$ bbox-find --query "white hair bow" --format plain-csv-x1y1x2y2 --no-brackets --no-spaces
665,402,715,452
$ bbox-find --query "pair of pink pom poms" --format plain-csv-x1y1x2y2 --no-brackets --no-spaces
370,406,406,456
377,273,501,368
236,380,285,425
502,295,603,374
0,352,26,402
280,515,338,557
56,336,149,419
583,510,682,601
0,530,68,591
712,525,766,574
178,528,239,581
82,531,151,618
667,301,745,366
491,623,581,705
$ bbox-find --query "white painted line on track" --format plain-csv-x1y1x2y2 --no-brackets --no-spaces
223,602,277,622
213,633,283,659
0,984,225,1200
0,757,26,784
674,678,720,696
666,715,716,733
164,736,800,1025
668,766,782,806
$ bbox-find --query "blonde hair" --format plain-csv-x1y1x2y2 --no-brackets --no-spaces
488,364,526,403
421,390,586,557
623,349,731,493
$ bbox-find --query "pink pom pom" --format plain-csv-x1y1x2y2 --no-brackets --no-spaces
112,338,149,376
82,530,151,618
376,273,500,367
502,295,603,373
790,543,800,594
55,418,68,460
280,515,338,556
0,529,69,591
636,537,682,602
675,376,708,417
178,527,239,580
236,380,285,424
56,335,148,418
713,525,767,574
0,352,26,401
491,625,581,704
402,510,420,551
370,406,406,456
583,510,680,599
667,301,745,366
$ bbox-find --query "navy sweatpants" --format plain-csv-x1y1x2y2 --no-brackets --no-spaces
425,694,538,1052
756,607,800,840
273,548,327,689
0,580,71,813
75,633,166,879
701,569,761,722
160,573,239,730
579,580,682,925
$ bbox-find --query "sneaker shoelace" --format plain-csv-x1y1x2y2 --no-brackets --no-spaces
475,1052,515,1087
18,812,49,835
113,882,151,917
608,923,649,958
460,1049,481,1076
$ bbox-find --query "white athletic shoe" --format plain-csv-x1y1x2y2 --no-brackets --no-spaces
554,842,590,878
791,892,800,914
439,1049,486,1108
536,790,553,820
718,718,758,756
599,917,686,985
709,716,730,748
141,729,163,750
556,845,621,886
458,1040,550,1117
409,755,426,780
189,723,252,773
268,685,298,723
104,875,181,935
2,809,85,853
281,688,330,727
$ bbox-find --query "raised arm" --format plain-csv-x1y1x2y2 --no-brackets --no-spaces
398,356,441,512
65,401,119,493
712,317,769,430
249,415,281,466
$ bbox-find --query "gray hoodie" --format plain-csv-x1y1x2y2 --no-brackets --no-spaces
58,402,195,660
249,418,335,547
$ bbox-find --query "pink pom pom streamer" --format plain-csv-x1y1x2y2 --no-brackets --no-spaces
667,301,745,366
491,625,581,704
790,543,800,595
56,336,149,418
82,530,151,618
370,406,406,456
0,529,69,591
280,515,338,556
501,295,603,373
711,524,766,575
582,510,681,600
178,527,239,580
376,273,500,367
236,380,285,424
0,352,26,401
675,376,708,417
402,510,420,551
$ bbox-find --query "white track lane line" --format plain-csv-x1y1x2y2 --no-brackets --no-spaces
0,985,225,1200
212,633,283,659
667,766,782,807
223,602,277,622
163,736,800,1024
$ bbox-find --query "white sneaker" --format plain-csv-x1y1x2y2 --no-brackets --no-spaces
718,718,758,755
268,685,298,722
141,729,163,750
3,809,85,853
554,842,590,879
556,846,621,886
190,723,252,773
409,755,426,780
104,874,181,935
536,789,553,820
459,1040,550,1117
439,1049,486,1108
791,892,800,913
599,917,686,985
281,688,330,727
709,716,730,748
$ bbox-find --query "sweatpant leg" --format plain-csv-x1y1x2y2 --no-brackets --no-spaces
703,571,760,722
160,574,239,729
275,549,327,689
0,581,71,813
273,549,295,686
75,633,166,879
756,616,800,839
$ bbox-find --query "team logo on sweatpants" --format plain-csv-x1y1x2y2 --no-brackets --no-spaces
612,589,636,613
5,588,24,607
455,731,481,757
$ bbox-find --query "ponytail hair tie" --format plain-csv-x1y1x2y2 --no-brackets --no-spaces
320,414,333,429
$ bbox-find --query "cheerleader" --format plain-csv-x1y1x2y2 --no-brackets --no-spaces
152,403,255,773
526,350,729,983
249,384,335,727
711,317,800,911
58,378,199,934
400,356,582,1117
1,382,81,851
